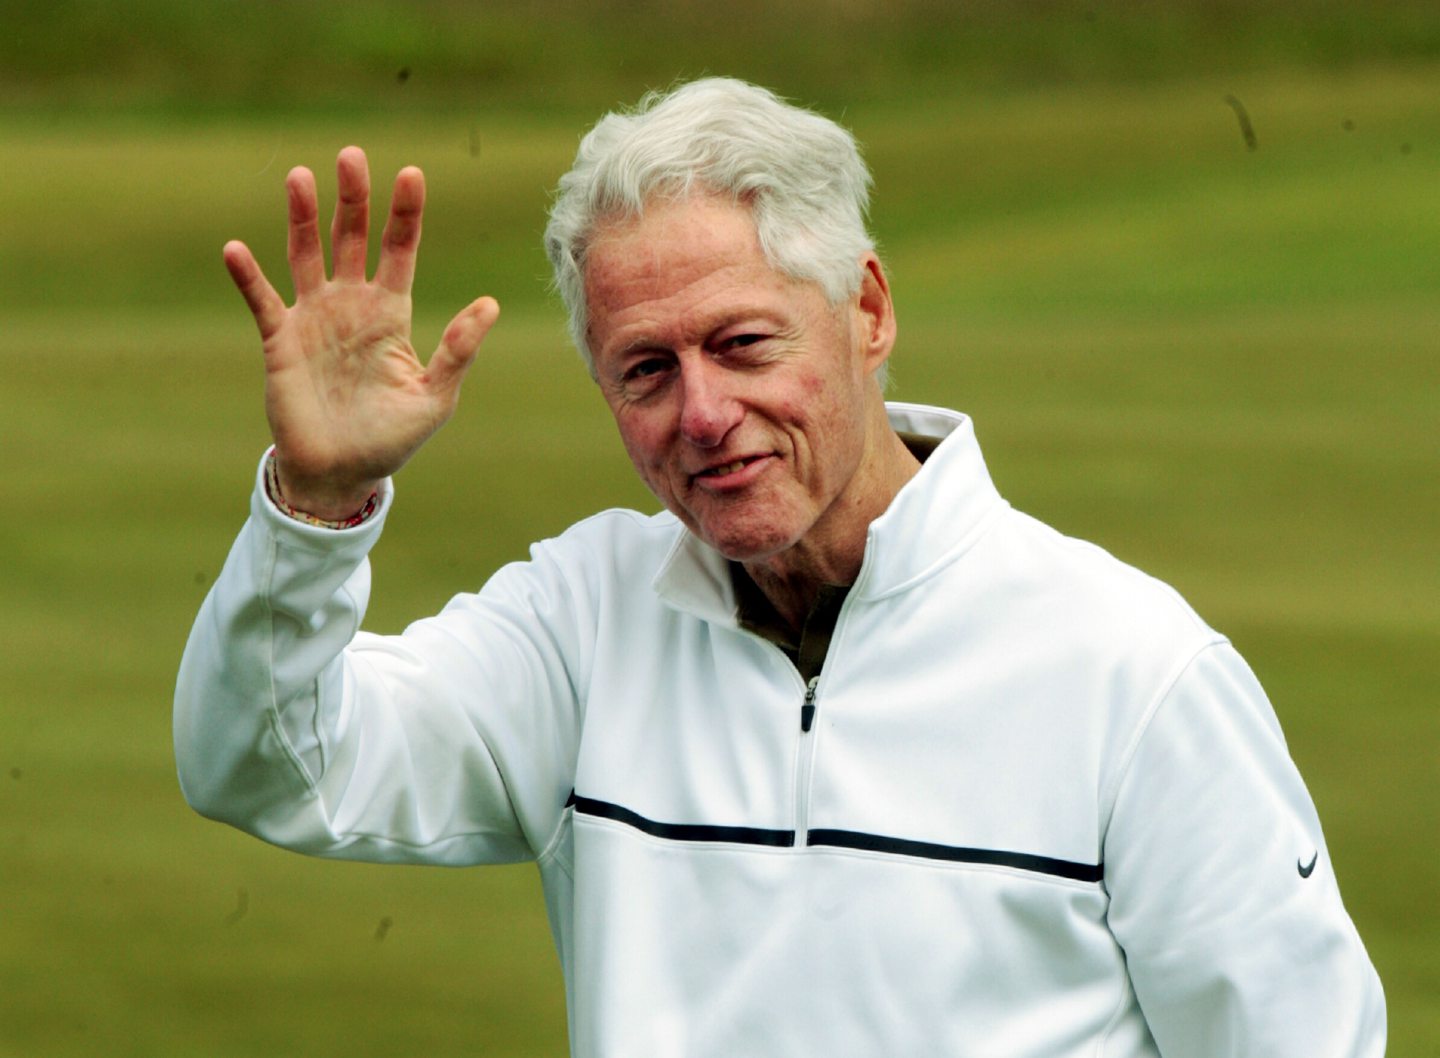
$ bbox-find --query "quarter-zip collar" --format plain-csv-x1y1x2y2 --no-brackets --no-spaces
855,403,1009,600
652,403,1009,621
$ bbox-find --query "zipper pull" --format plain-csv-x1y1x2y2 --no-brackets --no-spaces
800,676,819,733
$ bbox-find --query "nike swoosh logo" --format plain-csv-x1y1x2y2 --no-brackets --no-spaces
1298,851,1319,878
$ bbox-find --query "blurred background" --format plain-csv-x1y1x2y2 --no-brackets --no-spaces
1,1,1436,1054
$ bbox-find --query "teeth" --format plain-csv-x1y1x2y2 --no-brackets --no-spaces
704,460,749,477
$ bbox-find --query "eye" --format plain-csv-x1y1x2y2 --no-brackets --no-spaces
725,333,765,349
626,357,669,380
615,354,675,399
716,332,775,361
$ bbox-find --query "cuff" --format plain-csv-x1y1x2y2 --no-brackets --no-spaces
253,449,393,535
262,449,381,529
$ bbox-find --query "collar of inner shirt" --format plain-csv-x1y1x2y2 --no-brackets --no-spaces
729,431,939,684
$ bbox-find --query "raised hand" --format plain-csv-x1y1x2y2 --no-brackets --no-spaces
223,146,499,519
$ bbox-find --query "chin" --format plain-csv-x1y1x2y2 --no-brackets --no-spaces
697,523,799,565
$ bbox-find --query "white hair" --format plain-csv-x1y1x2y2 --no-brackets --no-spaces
543,77,877,375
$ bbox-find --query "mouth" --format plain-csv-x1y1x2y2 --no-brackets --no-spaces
690,454,772,488
697,457,757,478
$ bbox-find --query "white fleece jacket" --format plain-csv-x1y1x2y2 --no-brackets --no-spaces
175,404,1385,1057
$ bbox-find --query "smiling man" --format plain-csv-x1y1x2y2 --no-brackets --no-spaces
584,192,918,624
176,79,1385,1056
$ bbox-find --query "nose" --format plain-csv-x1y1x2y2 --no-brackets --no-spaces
677,357,743,449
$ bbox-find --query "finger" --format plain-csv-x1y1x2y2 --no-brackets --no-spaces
330,146,371,283
223,240,286,341
374,165,426,295
285,166,325,295
425,297,500,397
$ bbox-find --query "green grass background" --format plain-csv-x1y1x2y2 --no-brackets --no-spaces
2,2,1437,1054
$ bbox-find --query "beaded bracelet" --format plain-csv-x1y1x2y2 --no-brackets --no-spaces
264,452,379,530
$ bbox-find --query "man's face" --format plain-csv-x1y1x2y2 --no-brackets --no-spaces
584,194,894,567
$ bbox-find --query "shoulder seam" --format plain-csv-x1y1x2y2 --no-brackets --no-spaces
1099,634,1232,838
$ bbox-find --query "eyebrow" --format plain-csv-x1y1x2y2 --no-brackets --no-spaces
607,307,789,362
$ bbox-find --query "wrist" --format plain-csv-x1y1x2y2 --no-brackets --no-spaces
264,451,379,529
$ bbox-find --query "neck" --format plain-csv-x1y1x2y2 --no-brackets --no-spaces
742,424,920,629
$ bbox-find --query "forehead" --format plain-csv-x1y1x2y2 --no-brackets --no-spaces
585,194,766,296
583,195,809,353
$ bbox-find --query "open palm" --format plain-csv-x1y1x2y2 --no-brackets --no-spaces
224,146,499,519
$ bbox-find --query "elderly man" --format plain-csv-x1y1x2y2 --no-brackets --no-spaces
176,79,1384,1056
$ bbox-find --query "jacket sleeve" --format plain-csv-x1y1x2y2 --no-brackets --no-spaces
1103,641,1386,1056
173,456,584,865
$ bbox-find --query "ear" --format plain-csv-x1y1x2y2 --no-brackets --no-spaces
852,253,897,377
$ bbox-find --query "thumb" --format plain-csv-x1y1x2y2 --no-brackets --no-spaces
426,296,500,397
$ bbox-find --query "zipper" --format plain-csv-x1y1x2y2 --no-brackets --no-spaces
800,677,819,733
794,675,821,846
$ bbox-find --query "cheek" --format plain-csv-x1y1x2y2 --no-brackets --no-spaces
772,369,827,422
615,416,673,484
800,374,869,479
800,370,827,398
793,371,851,436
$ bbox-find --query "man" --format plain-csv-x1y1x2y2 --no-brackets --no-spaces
176,78,1385,1055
